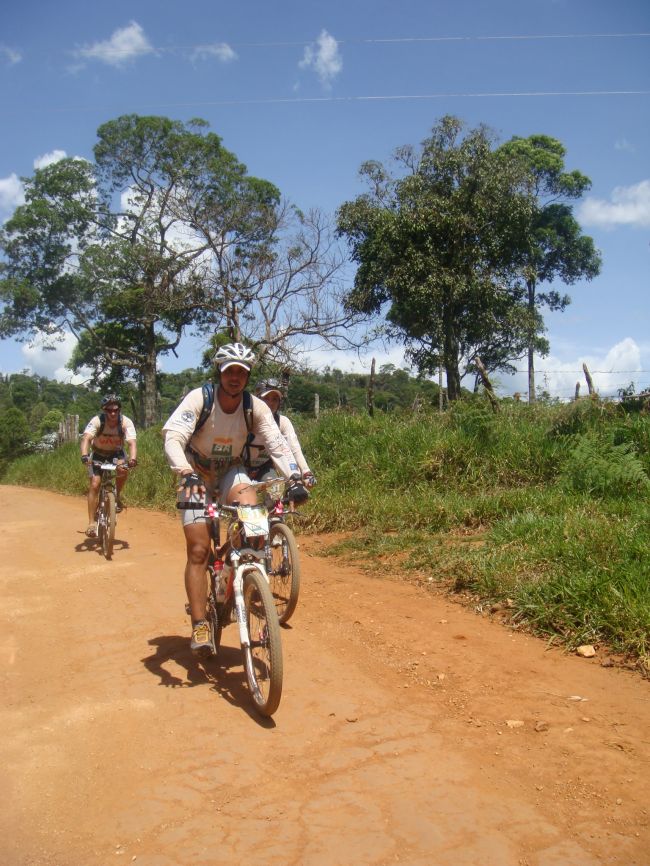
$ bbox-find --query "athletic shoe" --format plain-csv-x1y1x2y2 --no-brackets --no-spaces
190,620,214,655
85,523,97,538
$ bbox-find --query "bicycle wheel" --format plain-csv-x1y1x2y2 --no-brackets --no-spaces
242,567,283,717
267,522,301,624
101,490,116,559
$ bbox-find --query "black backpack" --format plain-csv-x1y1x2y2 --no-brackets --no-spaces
194,383,255,465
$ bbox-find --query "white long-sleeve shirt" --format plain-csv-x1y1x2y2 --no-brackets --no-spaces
163,388,298,481
248,413,312,477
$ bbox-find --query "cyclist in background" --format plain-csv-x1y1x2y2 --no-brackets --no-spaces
162,342,308,655
80,395,137,538
250,380,316,493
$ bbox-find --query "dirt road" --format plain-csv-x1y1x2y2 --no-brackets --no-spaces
1,486,648,866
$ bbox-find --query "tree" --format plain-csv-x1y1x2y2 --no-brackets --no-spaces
0,116,285,426
2,115,363,424
336,116,537,400
0,407,30,459
497,135,601,401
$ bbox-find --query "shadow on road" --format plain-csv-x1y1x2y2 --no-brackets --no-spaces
74,532,131,556
141,635,275,727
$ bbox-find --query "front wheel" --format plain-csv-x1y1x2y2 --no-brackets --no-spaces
267,522,301,624
99,490,116,559
242,567,283,717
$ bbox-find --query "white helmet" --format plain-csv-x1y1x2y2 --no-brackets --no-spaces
214,342,255,372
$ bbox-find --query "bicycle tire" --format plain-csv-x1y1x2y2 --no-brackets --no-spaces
242,567,283,717
267,522,301,624
101,490,116,559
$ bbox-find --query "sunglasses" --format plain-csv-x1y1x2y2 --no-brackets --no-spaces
105,407,120,413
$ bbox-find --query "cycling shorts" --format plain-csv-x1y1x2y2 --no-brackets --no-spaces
180,464,253,527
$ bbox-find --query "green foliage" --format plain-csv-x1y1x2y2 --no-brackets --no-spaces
337,115,539,399
38,408,64,435
561,432,650,498
0,406,31,460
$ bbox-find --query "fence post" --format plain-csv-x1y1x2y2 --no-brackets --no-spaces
314,393,320,420
367,357,375,417
475,356,500,413
582,363,595,396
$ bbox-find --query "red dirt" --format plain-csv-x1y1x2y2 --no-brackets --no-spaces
1,486,648,866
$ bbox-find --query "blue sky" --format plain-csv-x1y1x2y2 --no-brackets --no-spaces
1,0,649,399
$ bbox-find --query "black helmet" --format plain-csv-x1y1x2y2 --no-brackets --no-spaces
101,394,121,408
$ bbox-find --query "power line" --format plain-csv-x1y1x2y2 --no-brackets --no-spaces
24,89,650,115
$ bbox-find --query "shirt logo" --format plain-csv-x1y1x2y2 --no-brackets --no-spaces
181,410,195,424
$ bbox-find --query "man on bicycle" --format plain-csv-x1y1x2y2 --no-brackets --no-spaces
162,342,308,655
250,380,316,493
80,394,137,538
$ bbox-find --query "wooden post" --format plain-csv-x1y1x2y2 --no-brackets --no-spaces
474,356,500,413
367,357,375,417
582,363,595,396
314,393,320,419
574,382,581,401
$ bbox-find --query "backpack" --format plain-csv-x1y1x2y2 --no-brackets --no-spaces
194,383,255,466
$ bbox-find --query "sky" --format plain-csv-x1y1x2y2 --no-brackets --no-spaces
1,0,649,400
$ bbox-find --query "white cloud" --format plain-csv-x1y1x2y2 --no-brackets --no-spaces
34,149,68,170
191,43,237,63
77,21,153,68
1,45,22,65
20,331,87,383
299,29,342,88
499,338,645,400
578,179,650,229
614,138,635,153
0,173,25,214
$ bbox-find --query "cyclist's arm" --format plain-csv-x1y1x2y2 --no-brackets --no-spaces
254,397,299,480
80,416,100,460
162,389,203,475
279,414,311,477
122,417,138,461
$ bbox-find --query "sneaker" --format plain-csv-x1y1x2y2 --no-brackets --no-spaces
85,523,97,538
190,620,213,655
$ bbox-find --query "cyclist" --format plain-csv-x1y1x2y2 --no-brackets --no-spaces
250,380,316,493
162,342,308,655
80,395,137,538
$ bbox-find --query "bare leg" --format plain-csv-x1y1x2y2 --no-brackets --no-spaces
183,522,212,622
87,476,101,524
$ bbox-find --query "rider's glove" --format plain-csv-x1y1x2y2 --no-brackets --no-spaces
81,455,90,464
303,473,317,489
287,479,309,504
182,472,201,489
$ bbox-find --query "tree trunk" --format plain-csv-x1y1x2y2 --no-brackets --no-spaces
142,323,158,428
443,318,461,401
527,277,536,403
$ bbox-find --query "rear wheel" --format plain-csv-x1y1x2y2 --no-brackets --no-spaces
242,567,283,717
100,490,116,559
267,522,301,624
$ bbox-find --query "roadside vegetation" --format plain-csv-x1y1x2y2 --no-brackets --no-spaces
4,394,649,672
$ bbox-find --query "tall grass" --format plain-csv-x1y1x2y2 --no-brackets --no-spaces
3,399,649,670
